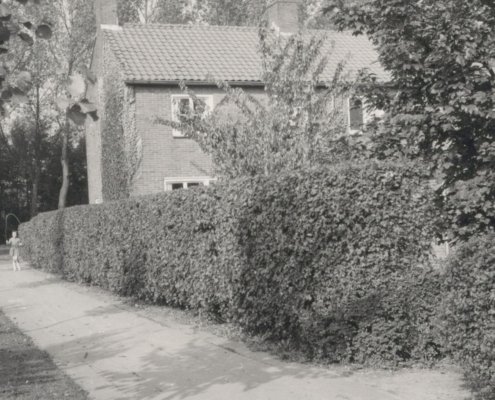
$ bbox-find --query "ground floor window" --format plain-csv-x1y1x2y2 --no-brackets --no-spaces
164,177,216,191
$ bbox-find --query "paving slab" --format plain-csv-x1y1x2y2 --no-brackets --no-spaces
0,248,469,400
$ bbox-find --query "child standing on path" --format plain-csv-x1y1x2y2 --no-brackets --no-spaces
6,231,22,271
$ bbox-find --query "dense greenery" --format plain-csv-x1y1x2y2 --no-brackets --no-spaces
164,27,354,179
1,0,96,222
327,0,495,241
442,234,495,400
21,161,442,365
117,0,341,27
0,121,87,242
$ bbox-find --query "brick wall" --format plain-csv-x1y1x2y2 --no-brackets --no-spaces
88,76,353,201
131,85,264,196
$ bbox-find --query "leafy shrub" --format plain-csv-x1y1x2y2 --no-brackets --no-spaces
227,162,442,364
442,234,495,400
20,160,442,365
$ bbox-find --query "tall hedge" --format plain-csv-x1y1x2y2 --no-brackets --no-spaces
442,234,495,400
20,160,442,364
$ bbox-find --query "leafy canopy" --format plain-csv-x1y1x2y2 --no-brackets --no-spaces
161,28,354,178
326,0,495,240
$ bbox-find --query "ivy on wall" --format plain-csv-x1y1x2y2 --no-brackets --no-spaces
100,45,141,201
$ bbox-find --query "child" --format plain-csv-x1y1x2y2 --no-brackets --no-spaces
6,231,22,271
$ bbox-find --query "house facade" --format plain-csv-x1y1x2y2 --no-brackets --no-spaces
86,0,387,204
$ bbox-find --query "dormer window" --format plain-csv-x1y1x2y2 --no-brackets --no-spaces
171,95,213,137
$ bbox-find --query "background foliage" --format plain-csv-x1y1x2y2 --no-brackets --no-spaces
116,0,363,27
327,0,495,242
0,0,95,227
21,160,442,365
441,234,495,400
163,27,354,179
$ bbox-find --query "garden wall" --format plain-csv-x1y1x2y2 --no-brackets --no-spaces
20,160,443,365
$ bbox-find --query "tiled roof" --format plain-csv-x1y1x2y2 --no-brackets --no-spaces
103,24,388,84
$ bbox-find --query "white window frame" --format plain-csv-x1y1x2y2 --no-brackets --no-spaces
171,94,213,137
164,176,217,191
347,97,385,134
347,96,367,134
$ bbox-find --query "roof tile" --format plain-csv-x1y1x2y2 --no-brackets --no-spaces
103,24,388,84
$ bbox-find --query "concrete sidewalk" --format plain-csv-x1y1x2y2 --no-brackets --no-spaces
0,249,468,400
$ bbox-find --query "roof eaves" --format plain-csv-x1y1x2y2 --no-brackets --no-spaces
125,79,266,87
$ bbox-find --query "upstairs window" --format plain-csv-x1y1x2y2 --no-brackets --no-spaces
171,95,213,137
348,97,385,133
349,97,365,132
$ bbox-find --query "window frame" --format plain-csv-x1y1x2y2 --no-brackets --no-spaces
347,96,366,134
164,176,217,191
347,96,385,134
171,94,213,138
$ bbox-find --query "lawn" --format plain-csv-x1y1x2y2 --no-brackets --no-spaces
0,309,88,400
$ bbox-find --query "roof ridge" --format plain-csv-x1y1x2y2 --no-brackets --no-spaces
123,23,259,31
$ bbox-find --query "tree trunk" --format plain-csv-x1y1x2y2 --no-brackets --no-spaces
30,85,42,218
58,120,70,209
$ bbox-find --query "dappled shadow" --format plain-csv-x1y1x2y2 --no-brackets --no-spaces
45,330,132,368
119,339,334,400
44,326,340,400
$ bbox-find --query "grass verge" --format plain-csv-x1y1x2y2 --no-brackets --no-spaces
0,309,88,400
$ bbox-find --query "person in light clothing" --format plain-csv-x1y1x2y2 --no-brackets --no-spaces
6,231,22,271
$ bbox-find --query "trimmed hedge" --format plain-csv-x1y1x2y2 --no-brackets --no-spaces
442,234,495,400
21,161,442,364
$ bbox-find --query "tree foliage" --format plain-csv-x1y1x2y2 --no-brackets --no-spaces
162,28,354,178
0,0,93,220
118,0,267,25
117,0,365,27
326,0,495,240
442,233,495,400
0,0,53,111
0,116,87,240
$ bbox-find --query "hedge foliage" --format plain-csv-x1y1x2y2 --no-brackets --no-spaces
21,161,443,365
442,234,495,400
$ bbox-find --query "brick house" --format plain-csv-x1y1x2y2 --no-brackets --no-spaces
86,0,387,204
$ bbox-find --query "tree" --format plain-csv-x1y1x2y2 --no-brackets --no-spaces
118,0,317,27
0,0,53,109
326,0,495,240
46,0,95,209
0,4,58,217
161,28,353,178
0,0,94,214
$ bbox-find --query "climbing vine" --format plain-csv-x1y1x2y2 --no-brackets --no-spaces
100,45,141,201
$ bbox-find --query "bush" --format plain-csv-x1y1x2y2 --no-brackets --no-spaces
20,160,442,365
442,234,495,400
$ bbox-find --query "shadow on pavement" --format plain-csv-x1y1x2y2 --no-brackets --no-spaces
44,328,337,400
0,310,88,399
